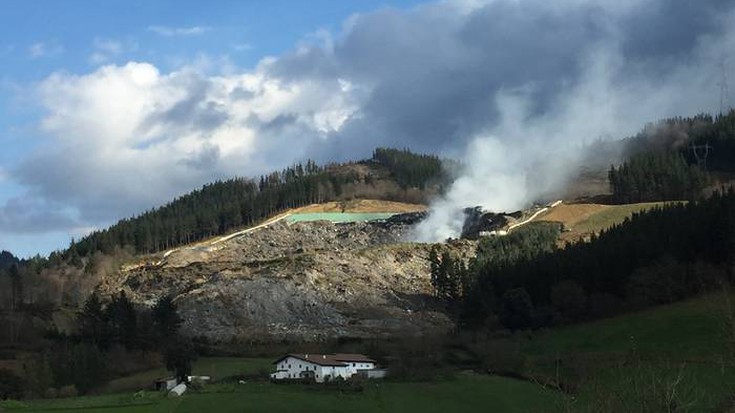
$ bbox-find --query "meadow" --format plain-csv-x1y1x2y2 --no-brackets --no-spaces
3,292,734,412
524,291,735,412
1,375,561,413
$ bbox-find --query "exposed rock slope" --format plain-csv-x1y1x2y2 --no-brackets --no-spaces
99,212,475,342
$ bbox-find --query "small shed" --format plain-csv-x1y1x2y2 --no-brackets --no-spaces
153,377,178,391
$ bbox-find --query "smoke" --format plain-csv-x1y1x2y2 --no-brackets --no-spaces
413,30,735,241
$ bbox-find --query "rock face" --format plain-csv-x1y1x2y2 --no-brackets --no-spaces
99,214,474,342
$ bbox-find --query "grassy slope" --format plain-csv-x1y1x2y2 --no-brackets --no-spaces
104,357,273,393
524,292,735,412
538,202,673,244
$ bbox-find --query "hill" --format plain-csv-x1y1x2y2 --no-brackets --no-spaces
66,148,446,259
99,202,469,342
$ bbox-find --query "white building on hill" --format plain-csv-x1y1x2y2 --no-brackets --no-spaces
271,353,386,383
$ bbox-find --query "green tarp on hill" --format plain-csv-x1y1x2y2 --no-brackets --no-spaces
287,212,397,223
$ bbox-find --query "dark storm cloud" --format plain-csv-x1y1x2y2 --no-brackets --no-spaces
618,0,734,61
264,0,734,161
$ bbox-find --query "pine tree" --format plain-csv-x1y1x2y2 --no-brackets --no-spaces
152,294,182,344
78,293,105,346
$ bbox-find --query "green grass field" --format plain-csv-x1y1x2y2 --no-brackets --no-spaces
104,357,273,393
571,202,674,234
524,292,735,412
525,293,724,358
2,375,562,413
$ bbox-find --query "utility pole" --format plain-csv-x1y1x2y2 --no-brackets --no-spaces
690,143,713,171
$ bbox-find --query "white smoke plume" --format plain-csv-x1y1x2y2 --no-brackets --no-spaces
414,33,735,241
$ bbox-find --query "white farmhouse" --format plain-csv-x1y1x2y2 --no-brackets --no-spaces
271,353,386,383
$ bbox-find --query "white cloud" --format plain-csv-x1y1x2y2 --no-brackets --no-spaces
18,60,359,223
27,41,63,59
231,43,253,52
148,25,212,37
88,38,128,64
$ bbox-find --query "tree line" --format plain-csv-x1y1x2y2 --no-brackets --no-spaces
606,110,735,203
372,147,447,189
459,190,735,330
623,109,735,172
608,152,709,203
1,292,193,398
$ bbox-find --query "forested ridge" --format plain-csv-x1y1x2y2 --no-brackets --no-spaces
625,110,735,170
608,152,709,203
608,109,735,203
68,148,446,258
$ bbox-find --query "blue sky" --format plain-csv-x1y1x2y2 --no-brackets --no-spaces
1,0,733,257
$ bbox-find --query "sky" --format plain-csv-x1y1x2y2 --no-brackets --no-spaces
1,0,734,257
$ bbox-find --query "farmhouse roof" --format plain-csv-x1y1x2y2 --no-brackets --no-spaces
273,353,375,367
333,353,376,363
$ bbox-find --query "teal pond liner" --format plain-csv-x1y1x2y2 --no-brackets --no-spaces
286,212,398,223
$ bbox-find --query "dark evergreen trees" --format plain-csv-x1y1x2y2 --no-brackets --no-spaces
105,292,138,350
463,190,735,329
9,264,22,311
77,293,105,346
152,295,182,341
428,249,467,303
164,337,197,383
0,369,23,400
372,147,446,189
623,110,735,172
608,152,708,203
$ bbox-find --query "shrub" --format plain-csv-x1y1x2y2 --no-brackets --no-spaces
0,369,23,400
58,385,78,398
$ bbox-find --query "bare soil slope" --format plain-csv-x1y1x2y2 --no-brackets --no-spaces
293,199,426,214
536,202,672,243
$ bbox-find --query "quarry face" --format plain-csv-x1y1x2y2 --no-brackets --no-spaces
100,213,475,342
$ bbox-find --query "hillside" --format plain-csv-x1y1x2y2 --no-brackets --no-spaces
66,148,446,259
533,201,672,243
98,200,471,342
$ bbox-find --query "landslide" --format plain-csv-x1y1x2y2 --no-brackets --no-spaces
99,209,474,343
